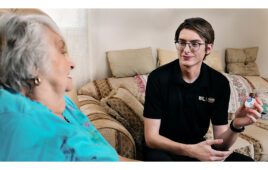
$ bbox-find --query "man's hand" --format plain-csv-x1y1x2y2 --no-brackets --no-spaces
234,97,263,128
187,139,232,161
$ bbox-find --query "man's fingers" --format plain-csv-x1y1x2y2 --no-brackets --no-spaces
213,150,233,157
255,97,263,106
210,155,228,161
253,101,263,113
246,114,257,123
248,109,262,119
205,139,223,145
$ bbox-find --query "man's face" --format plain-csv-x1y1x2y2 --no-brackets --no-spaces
176,29,212,68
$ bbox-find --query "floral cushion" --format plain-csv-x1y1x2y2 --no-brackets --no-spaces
222,73,253,119
78,76,146,105
222,73,268,120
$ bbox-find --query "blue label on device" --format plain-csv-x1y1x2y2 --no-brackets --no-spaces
247,98,253,102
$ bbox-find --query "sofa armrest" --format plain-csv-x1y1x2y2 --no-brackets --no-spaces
239,120,268,161
78,94,136,159
90,114,136,159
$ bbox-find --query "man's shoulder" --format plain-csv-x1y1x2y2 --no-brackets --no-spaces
149,59,177,80
204,64,229,91
205,64,228,83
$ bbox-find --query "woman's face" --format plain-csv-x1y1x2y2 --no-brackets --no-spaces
41,26,75,93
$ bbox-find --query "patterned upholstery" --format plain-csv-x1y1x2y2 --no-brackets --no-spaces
89,113,136,159
222,73,253,119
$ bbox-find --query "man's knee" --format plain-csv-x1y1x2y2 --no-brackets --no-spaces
225,152,254,161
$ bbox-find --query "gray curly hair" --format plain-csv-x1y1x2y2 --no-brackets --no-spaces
0,13,62,93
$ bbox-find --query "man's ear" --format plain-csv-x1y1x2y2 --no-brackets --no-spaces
206,44,213,55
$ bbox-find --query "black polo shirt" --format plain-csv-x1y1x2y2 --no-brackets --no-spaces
144,59,230,144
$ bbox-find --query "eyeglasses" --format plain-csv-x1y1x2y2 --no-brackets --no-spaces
175,41,205,52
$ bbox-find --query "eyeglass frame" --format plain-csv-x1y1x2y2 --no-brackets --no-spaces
175,40,206,52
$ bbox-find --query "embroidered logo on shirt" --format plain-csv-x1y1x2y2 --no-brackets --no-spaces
198,96,215,103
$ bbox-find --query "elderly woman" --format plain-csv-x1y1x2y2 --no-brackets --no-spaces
0,13,124,161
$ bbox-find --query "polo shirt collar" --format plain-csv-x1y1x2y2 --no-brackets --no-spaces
172,59,209,87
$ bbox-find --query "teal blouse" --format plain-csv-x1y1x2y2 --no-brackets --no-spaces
0,88,119,161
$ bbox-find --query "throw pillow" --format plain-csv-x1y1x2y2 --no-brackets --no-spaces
79,76,147,104
108,76,146,104
78,94,136,159
89,112,136,159
78,78,113,100
157,48,177,66
107,47,156,78
78,94,109,116
203,51,224,72
225,47,260,76
101,87,144,159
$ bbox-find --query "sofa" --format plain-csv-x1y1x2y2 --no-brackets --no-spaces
77,47,268,161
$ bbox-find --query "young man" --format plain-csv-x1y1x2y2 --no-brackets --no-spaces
143,17,263,161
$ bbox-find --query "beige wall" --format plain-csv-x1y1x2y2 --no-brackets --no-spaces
89,9,268,80
258,10,268,78
42,9,90,88
44,9,268,87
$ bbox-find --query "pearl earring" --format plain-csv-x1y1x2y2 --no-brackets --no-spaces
33,77,41,86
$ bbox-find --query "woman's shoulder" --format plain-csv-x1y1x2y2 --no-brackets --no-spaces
0,88,67,133
0,88,36,114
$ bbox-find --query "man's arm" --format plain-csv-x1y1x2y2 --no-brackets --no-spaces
144,118,189,156
212,124,239,151
213,97,263,150
144,118,232,161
